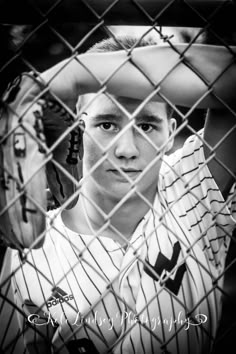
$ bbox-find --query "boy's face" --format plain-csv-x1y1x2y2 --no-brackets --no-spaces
81,94,176,201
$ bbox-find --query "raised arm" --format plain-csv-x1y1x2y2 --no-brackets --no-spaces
41,43,236,110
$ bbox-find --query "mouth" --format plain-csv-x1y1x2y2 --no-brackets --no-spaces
108,168,142,180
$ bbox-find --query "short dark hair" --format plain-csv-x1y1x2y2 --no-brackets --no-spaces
79,35,173,119
87,35,157,53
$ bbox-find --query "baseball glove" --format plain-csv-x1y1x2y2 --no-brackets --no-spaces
0,73,83,250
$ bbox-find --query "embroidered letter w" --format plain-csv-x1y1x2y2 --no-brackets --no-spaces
144,241,186,295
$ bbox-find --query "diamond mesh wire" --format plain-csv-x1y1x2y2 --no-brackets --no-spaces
0,1,236,353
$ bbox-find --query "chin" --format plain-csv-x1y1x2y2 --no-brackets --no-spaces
104,185,133,200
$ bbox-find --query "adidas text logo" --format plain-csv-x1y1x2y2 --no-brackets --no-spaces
47,286,74,308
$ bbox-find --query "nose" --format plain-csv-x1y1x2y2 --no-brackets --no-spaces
115,128,139,160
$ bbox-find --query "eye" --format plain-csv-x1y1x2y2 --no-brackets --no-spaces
138,124,154,133
100,122,118,132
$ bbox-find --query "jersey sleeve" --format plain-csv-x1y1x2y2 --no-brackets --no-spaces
160,129,236,266
11,250,58,353
0,248,26,353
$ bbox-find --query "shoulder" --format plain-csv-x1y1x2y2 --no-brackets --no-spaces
11,209,63,274
158,130,231,219
162,129,204,175
159,130,206,200
159,130,236,237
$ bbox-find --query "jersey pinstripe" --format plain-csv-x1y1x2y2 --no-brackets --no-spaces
5,129,236,353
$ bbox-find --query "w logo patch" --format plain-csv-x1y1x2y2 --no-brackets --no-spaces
144,241,186,295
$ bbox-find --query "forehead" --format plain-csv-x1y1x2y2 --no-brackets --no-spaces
79,93,168,119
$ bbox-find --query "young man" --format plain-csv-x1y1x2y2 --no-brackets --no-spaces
2,35,236,353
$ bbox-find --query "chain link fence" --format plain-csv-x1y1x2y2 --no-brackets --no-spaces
0,1,236,353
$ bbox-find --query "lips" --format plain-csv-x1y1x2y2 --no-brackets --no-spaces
121,168,141,172
108,168,142,180
110,167,142,172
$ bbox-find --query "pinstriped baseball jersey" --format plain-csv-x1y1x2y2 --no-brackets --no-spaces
9,130,236,354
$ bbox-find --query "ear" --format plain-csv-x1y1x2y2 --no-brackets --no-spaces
165,118,177,152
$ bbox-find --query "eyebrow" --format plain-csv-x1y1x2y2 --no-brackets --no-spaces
92,113,164,124
92,114,120,122
136,114,164,124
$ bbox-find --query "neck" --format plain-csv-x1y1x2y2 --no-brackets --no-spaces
62,180,156,245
